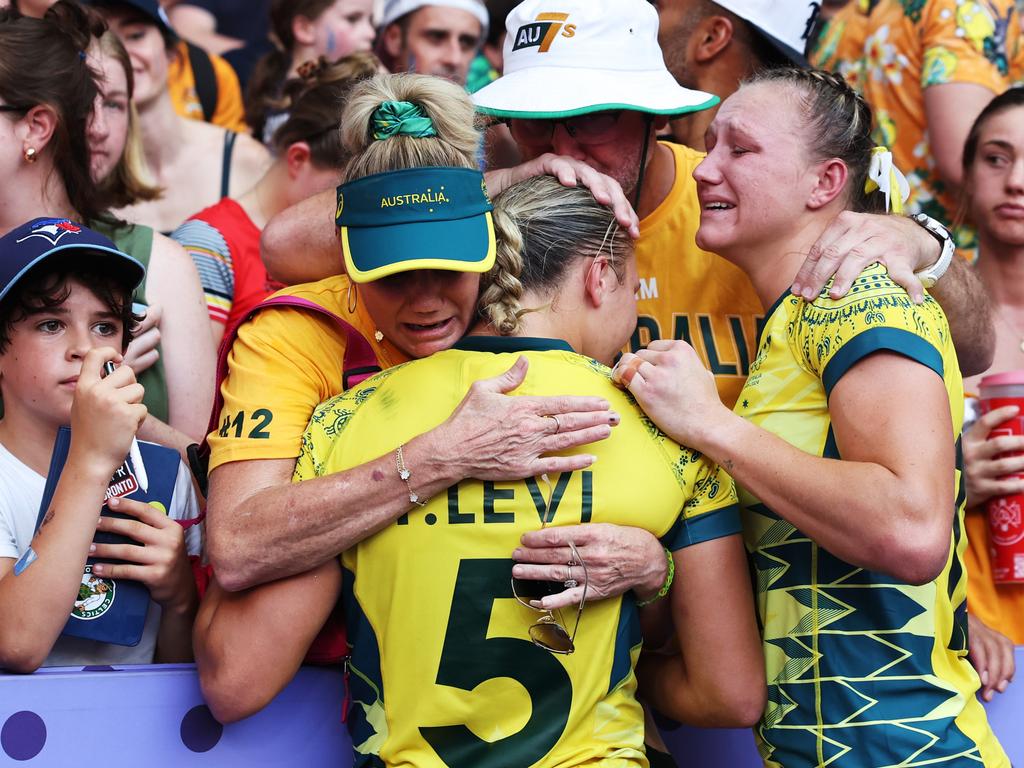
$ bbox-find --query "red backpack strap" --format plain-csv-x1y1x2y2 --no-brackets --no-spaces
199,294,382,465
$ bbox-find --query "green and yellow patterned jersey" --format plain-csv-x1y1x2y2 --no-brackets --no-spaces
293,336,741,768
737,264,1007,767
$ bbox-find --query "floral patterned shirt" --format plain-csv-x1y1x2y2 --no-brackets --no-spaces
811,0,1024,255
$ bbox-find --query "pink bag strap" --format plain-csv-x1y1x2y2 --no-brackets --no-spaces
201,295,382,457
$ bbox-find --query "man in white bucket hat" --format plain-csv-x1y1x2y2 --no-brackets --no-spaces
473,0,992,402
261,0,991,386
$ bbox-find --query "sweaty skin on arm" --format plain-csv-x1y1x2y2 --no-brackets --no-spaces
636,534,765,728
923,82,1001,191
621,344,956,585
194,563,342,723
145,234,216,443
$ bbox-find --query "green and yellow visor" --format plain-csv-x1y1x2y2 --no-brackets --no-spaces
336,166,496,283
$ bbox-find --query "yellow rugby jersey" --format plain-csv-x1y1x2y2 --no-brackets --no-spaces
631,142,764,410
737,264,1007,767
293,336,741,768
207,274,409,473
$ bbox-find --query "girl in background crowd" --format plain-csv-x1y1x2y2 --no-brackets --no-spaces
0,3,214,450
173,52,378,345
960,87,1024,669
88,28,215,450
245,0,375,143
611,68,1008,767
91,0,270,233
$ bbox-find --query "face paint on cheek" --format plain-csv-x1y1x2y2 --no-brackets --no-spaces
325,28,337,55
406,53,417,74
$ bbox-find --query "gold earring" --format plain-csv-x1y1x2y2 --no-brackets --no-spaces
346,282,358,314
23,147,37,163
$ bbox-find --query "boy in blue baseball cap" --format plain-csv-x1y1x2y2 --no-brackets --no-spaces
0,218,201,672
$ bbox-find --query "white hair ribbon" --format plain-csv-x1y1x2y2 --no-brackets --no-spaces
865,146,910,214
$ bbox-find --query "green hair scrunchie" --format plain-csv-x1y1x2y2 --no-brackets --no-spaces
371,100,437,141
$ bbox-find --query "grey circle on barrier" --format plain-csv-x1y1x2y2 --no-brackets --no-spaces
2,710,46,761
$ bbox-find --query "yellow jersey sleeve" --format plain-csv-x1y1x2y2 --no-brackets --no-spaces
208,306,348,472
796,264,948,396
207,276,406,473
660,443,741,551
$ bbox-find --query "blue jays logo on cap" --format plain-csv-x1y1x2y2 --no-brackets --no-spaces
0,217,145,304
336,167,496,284
16,219,84,247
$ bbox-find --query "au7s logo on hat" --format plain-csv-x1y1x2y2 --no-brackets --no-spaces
513,12,576,52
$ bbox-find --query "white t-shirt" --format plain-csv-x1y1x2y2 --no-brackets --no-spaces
0,441,202,667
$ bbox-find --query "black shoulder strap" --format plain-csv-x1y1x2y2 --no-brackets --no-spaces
186,40,218,123
221,130,237,199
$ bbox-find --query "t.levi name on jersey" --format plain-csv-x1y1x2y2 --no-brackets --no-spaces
105,460,139,500
396,471,592,527
630,311,767,377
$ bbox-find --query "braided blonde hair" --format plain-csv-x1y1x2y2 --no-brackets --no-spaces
748,67,884,214
480,176,631,335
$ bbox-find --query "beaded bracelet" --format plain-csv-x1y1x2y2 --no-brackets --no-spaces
636,547,675,607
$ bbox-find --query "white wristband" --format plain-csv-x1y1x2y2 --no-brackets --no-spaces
910,213,955,289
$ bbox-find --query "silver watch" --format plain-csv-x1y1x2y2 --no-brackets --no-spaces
909,213,955,289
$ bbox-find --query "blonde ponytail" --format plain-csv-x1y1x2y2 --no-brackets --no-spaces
341,73,481,181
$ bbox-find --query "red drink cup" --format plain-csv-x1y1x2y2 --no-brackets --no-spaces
979,371,1024,583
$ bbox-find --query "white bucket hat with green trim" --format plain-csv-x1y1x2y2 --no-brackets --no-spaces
472,0,719,119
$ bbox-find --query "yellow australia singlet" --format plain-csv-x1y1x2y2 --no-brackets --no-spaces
738,264,1007,767
293,336,741,768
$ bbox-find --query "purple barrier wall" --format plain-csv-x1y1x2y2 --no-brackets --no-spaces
0,664,350,765
661,646,1024,766
3,652,1022,766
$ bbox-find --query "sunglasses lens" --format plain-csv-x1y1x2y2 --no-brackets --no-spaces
508,119,551,146
511,577,563,602
571,113,619,141
530,621,574,654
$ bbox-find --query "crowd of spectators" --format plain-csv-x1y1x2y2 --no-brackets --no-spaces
0,1,1022,766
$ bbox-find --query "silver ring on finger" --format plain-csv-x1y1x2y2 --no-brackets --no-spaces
546,414,561,434
564,578,579,589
